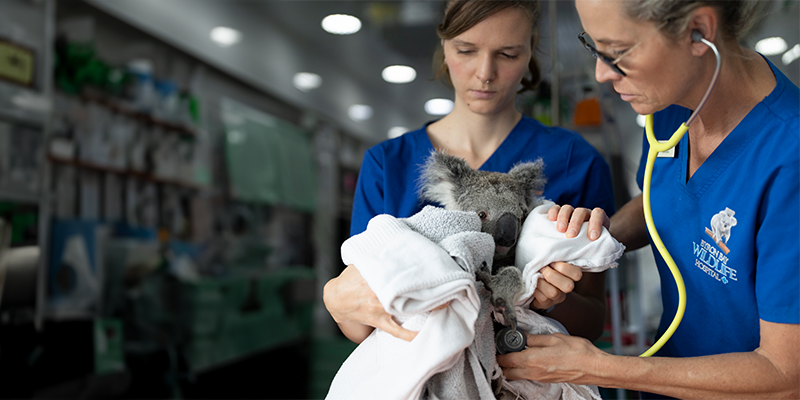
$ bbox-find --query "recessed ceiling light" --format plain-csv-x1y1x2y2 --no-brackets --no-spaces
322,14,361,35
348,104,373,121
636,114,646,128
293,72,322,92
388,126,408,138
755,37,788,56
782,44,800,66
382,65,417,84
424,98,454,116
210,26,242,47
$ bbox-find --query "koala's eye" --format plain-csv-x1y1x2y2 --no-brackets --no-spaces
478,211,488,220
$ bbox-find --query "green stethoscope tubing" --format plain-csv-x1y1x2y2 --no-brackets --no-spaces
638,33,721,358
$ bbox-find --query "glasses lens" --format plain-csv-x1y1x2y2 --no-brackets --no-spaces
578,32,626,76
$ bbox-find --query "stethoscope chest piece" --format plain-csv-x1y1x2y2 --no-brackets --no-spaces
495,326,526,354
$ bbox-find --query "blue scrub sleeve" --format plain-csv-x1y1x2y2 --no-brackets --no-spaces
754,159,800,324
350,148,385,237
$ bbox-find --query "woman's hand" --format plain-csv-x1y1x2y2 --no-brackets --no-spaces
323,265,418,343
531,262,582,311
496,333,607,385
548,204,610,241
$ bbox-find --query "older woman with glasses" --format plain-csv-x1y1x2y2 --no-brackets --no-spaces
497,0,799,398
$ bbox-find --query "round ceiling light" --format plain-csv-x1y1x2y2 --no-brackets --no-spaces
210,26,242,47
322,14,362,35
424,98,454,116
348,104,373,121
755,37,788,56
382,65,417,84
293,72,322,92
782,44,800,66
388,126,409,139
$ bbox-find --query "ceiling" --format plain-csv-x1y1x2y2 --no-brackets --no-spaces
82,0,799,145
81,0,460,144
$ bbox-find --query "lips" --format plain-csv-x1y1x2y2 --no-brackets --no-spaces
470,89,496,99
614,86,636,101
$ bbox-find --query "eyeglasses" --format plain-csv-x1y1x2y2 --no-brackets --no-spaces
578,22,668,77
578,32,638,76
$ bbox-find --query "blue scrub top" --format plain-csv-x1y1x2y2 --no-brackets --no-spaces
636,57,800,360
351,115,616,236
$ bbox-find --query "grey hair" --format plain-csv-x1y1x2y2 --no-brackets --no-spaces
622,0,771,43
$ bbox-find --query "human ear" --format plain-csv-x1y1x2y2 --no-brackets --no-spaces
688,6,718,57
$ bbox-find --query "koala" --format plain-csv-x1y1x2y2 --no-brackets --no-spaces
711,207,737,244
419,151,547,333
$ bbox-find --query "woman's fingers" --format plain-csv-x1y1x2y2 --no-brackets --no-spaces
375,312,418,342
550,204,610,241
532,275,566,310
532,263,582,310
547,204,562,221
325,265,419,342
549,262,583,283
589,207,610,240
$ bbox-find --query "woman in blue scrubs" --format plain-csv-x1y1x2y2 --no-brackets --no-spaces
324,0,615,346
498,1,799,398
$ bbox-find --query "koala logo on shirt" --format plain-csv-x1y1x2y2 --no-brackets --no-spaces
710,207,737,245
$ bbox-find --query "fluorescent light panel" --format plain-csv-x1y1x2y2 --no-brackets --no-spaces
210,26,242,47
424,98,454,116
382,65,416,84
293,72,322,92
388,126,408,138
322,14,361,35
348,104,373,121
755,37,788,56
782,44,800,66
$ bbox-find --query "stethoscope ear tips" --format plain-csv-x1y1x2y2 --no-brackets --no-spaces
691,30,705,43
495,326,527,354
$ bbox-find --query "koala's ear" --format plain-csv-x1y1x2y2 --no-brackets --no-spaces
419,151,473,208
509,158,547,208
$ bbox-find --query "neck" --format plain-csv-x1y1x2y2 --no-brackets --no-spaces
685,46,774,139
428,101,522,169
683,46,775,179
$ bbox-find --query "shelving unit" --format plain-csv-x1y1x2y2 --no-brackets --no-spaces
0,1,338,397
48,155,200,190
78,92,197,139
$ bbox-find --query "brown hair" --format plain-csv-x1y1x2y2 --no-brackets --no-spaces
433,0,542,93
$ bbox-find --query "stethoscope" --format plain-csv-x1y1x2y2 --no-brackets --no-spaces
494,31,722,357
640,30,721,357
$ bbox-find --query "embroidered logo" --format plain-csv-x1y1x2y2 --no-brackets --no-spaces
704,207,737,254
692,207,738,284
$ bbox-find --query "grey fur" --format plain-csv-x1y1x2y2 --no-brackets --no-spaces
420,151,546,266
419,151,546,331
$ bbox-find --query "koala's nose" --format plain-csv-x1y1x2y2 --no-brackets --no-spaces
495,213,519,247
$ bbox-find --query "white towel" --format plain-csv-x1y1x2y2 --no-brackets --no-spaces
495,200,624,400
515,200,626,309
329,203,624,400
328,207,495,400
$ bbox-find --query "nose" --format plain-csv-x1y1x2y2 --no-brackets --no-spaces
595,58,621,84
494,213,519,247
476,52,496,83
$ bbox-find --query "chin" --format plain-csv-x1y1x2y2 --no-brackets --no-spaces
629,100,670,117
